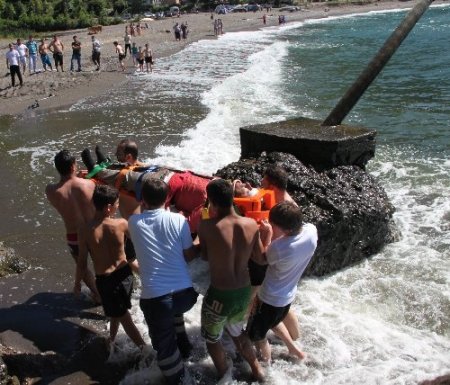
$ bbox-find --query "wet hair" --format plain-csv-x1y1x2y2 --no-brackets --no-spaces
117,139,138,160
269,201,303,235
73,35,77,39
54,149,75,176
113,41,118,45
141,178,168,207
93,185,119,211
264,165,288,190
206,179,233,208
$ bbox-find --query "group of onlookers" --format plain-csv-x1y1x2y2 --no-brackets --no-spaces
46,139,318,384
5,34,104,87
5,30,157,88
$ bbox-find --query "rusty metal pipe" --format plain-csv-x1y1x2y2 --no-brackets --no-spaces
322,0,434,127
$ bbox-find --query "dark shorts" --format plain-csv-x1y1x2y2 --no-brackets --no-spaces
66,233,79,257
246,296,291,342
137,58,144,65
145,56,153,64
53,52,63,66
96,264,134,318
92,51,101,62
248,259,268,286
118,53,126,61
124,236,136,262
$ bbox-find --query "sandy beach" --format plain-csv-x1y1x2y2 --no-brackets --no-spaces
1,1,448,384
0,0,436,117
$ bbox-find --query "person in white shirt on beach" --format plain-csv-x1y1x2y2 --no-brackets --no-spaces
6,43,23,87
247,201,318,363
16,38,28,74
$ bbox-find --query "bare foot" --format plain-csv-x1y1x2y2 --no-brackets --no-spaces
251,364,265,383
287,346,306,361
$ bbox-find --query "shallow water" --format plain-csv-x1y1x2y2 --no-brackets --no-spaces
1,4,449,384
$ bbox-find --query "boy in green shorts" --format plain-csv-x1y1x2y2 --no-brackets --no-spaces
198,179,265,382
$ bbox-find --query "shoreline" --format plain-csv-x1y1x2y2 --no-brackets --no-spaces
1,1,449,384
1,0,445,117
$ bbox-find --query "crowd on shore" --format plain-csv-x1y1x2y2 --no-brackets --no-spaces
45,139,318,384
4,25,159,88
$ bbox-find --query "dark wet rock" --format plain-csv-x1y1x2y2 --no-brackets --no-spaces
420,374,450,385
216,151,399,276
0,336,141,385
0,243,29,278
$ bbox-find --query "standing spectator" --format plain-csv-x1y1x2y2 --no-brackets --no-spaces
217,19,223,35
113,41,126,72
213,19,219,36
131,42,138,67
173,22,181,41
143,43,153,73
124,31,132,57
16,38,28,74
91,35,101,71
180,23,188,39
130,23,135,37
48,35,64,72
70,35,82,72
25,35,38,74
136,23,141,36
262,14,267,25
137,46,144,72
128,178,199,385
38,38,53,72
5,43,23,87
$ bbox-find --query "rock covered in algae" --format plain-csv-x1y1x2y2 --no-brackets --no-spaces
216,152,399,277
0,242,29,278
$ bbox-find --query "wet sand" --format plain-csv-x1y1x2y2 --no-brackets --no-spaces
0,1,446,384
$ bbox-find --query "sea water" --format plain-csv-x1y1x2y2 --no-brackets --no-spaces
1,4,449,384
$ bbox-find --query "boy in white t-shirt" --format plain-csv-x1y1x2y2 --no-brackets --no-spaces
247,201,318,363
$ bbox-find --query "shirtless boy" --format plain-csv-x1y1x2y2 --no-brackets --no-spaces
198,179,265,382
48,35,64,72
247,201,318,362
45,150,100,302
38,38,53,71
262,165,296,204
113,41,126,72
76,185,145,349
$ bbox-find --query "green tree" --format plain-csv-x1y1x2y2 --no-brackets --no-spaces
2,2,16,19
14,1,28,17
86,0,107,16
30,0,44,14
129,0,142,14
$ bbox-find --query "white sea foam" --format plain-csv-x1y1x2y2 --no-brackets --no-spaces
146,39,294,174
110,16,450,385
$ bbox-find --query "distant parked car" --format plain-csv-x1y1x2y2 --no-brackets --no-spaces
215,5,228,14
232,5,247,12
144,12,156,18
246,4,262,12
279,5,299,12
122,13,131,20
